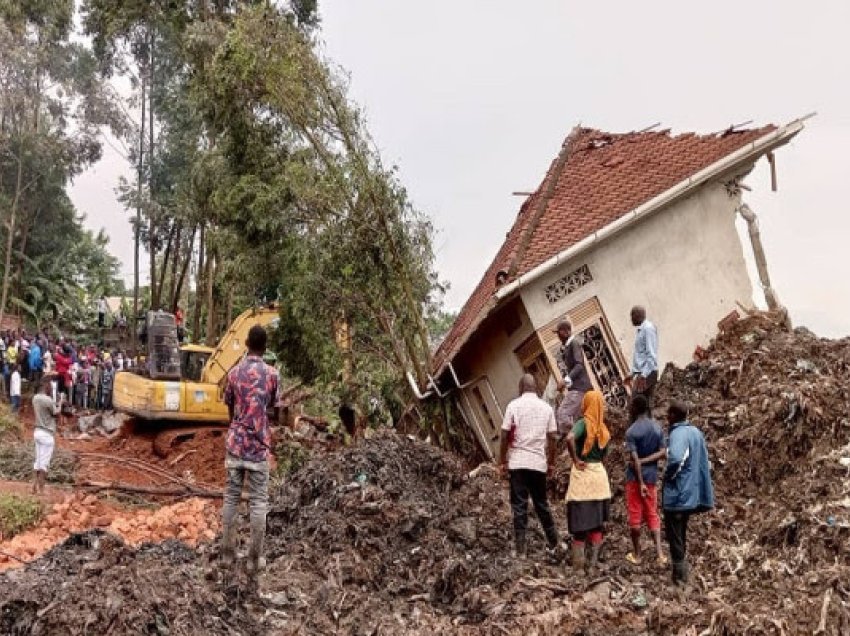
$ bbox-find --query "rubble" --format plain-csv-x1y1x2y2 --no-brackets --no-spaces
0,493,220,571
1,311,849,634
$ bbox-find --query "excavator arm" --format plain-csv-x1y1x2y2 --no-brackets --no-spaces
200,304,280,386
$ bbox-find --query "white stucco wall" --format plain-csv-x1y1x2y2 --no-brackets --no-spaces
454,300,535,415
519,181,754,371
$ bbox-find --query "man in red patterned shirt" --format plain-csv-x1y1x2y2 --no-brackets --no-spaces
220,325,279,584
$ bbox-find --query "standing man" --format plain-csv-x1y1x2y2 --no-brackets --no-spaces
32,379,62,494
220,325,279,585
662,401,715,585
498,373,561,561
100,358,114,411
97,295,108,328
624,394,666,565
626,306,658,406
554,320,592,434
9,364,21,414
28,338,43,386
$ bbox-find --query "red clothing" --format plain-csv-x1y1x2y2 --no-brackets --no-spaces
223,355,279,462
174,308,184,327
625,481,661,531
54,351,72,387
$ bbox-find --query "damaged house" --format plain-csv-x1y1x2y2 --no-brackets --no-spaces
428,117,808,458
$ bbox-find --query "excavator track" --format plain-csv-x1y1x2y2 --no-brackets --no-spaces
152,426,228,459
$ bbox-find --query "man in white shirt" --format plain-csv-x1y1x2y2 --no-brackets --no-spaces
498,373,561,560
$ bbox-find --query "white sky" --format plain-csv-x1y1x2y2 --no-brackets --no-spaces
69,0,850,337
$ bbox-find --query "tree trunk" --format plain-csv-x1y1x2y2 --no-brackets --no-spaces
155,223,175,309
191,223,205,339
168,223,183,308
133,59,147,352
172,225,195,312
0,157,24,329
204,247,216,346
148,28,158,310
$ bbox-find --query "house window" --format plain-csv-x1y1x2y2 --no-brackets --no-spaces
544,264,593,303
470,384,499,442
539,297,629,409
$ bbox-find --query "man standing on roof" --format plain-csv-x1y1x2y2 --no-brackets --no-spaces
220,325,279,587
498,373,561,562
554,320,592,434
626,306,658,406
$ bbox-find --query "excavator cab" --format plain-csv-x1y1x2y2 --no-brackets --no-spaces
180,345,212,382
144,311,182,380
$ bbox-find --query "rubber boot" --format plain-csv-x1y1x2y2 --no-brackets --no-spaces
245,518,267,589
672,560,690,586
586,543,601,572
512,532,527,559
570,543,586,571
219,522,236,569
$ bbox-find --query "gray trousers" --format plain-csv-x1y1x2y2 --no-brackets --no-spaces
556,389,585,434
221,454,270,551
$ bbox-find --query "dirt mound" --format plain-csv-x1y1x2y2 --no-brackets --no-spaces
0,531,257,635
652,311,850,633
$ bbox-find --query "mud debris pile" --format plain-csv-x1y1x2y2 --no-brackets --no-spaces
1,312,849,634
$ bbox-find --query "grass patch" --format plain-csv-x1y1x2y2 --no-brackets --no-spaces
0,442,78,484
0,402,21,437
0,493,44,540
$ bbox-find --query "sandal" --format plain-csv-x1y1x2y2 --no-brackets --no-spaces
657,554,669,566
625,552,642,565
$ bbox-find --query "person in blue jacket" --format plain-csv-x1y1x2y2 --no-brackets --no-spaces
659,400,714,584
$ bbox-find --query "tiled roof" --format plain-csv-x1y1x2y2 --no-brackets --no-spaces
433,123,777,373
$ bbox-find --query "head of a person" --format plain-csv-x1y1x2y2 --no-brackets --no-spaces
630,305,646,327
40,377,52,394
246,325,268,355
554,319,572,344
629,393,650,422
581,389,605,418
518,373,537,395
667,400,689,426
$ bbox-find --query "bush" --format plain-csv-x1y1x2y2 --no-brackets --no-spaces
0,403,21,437
0,493,43,540
273,441,308,478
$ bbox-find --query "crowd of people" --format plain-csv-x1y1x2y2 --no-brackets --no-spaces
499,305,714,586
0,328,136,415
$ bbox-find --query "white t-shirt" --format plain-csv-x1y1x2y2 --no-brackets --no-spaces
501,391,557,473
97,298,107,313
10,371,21,397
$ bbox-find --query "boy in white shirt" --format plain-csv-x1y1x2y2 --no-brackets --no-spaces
10,364,21,414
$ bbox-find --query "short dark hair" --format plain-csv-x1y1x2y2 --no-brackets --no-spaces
630,393,649,418
668,400,689,423
246,325,268,353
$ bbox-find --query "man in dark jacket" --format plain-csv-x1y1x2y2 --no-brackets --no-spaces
662,401,714,585
554,320,592,434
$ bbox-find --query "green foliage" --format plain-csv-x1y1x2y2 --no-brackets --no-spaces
0,402,19,436
272,441,309,479
0,0,127,330
0,493,43,539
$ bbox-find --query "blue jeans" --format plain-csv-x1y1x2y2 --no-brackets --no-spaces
10,395,20,413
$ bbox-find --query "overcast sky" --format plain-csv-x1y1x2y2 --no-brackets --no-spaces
69,1,850,337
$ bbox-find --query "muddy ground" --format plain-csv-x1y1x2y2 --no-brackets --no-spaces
1,311,849,635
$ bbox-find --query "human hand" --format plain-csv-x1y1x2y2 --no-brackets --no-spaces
640,483,649,499
574,459,588,471
498,463,508,479
556,381,566,392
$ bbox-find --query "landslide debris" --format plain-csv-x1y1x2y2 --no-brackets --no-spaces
1,312,849,635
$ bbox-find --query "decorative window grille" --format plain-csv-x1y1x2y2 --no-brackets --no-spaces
544,264,593,303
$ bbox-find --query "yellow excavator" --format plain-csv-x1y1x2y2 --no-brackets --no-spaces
112,304,280,423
